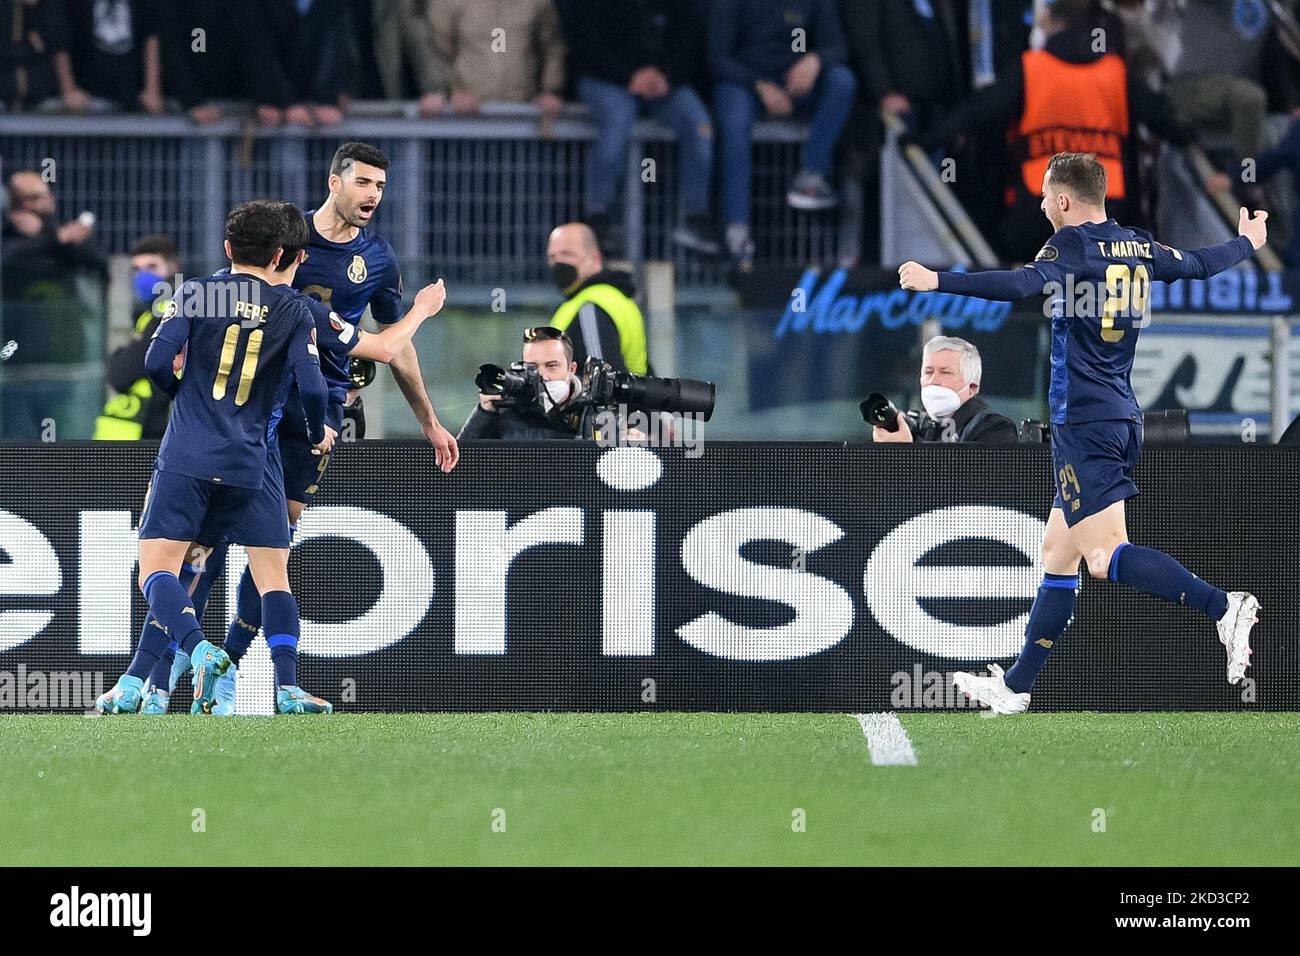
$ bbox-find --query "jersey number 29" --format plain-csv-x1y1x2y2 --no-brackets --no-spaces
1101,263,1150,343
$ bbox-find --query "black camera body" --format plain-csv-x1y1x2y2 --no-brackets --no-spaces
474,356,717,440
475,360,549,410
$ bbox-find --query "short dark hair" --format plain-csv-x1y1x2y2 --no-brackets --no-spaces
226,200,303,269
1046,152,1107,206
330,142,390,179
273,205,309,273
130,234,179,264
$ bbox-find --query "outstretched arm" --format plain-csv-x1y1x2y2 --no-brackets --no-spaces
898,261,1048,300
351,280,446,364
1148,209,1266,281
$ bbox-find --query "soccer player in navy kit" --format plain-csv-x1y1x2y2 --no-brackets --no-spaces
96,201,334,715
136,277,448,715
898,152,1267,714
139,145,456,714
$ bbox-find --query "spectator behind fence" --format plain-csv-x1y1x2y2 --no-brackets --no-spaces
373,0,450,116
1167,0,1300,191
1253,118,1300,266
430,0,566,116
708,0,858,271
93,235,181,440
459,327,587,440
545,222,646,374
838,0,967,135
156,1,300,125
62,0,164,113
917,0,1193,263
1,170,106,437
2,170,103,279
0,0,87,112
560,0,720,257
261,0,358,126
871,336,1018,444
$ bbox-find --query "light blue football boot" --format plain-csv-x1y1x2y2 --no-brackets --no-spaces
211,665,237,716
276,686,334,715
189,640,231,715
95,675,144,715
139,686,170,714
169,647,191,694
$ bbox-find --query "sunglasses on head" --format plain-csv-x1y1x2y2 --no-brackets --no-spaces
523,326,566,343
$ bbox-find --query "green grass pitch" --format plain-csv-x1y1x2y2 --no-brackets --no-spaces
2,712,1297,866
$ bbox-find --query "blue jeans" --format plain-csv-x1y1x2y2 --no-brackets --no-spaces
577,75,713,217
714,62,857,227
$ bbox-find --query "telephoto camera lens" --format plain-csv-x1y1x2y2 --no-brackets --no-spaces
860,393,902,431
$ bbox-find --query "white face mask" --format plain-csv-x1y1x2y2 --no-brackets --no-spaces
921,383,965,419
542,376,575,410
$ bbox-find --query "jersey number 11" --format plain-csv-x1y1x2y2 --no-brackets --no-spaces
212,325,263,406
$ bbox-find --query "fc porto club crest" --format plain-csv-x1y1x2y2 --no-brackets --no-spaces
347,255,368,284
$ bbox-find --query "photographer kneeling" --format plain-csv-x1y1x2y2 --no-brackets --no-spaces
870,336,1018,444
460,326,586,440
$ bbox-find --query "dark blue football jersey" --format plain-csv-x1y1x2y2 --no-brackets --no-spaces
1027,219,1245,425
270,292,360,436
149,273,323,488
936,219,1255,427
293,208,402,394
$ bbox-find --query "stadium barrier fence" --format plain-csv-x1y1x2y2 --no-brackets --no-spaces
0,108,842,306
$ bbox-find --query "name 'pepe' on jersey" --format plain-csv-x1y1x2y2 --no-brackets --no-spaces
935,220,1255,425
292,207,402,398
144,273,329,488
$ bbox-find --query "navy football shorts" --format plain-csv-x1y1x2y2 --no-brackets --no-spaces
138,461,290,550
277,410,338,505
1050,419,1143,526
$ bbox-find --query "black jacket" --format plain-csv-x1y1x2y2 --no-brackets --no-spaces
558,0,705,89
458,403,583,441
106,307,172,439
839,0,965,110
156,0,295,108
708,0,847,86
914,396,1019,444
557,268,639,374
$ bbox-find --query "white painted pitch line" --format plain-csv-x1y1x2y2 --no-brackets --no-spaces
852,713,918,766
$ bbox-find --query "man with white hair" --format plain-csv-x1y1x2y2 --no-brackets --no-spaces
871,335,1018,444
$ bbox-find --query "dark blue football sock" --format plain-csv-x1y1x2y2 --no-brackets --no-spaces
147,641,179,691
189,544,225,622
138,570,206,665
144,551,225,688
263,589,301,687
1108,543,1229,621
223,564,263,665
131,558,207,682
1004,574,1077,694
126,616,173,682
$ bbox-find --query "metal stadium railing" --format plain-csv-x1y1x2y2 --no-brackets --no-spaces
0,106,843,305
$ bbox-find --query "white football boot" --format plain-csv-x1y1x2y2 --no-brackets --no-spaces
1216,592,1259,685
953,663,1031,715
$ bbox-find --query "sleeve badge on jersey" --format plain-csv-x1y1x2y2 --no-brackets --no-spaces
161,298,178,321
329,312,356,343
1157,241,1184,261
1035,244,1059,262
